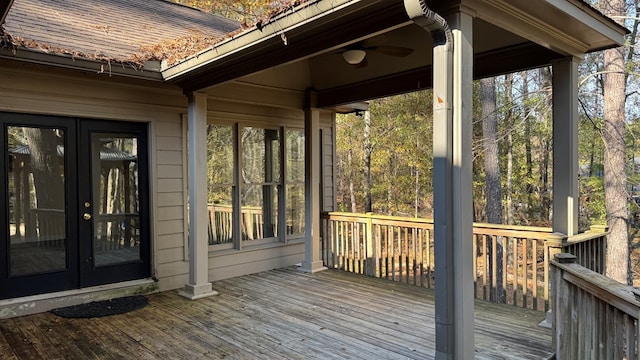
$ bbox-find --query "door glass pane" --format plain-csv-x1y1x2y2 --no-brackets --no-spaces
8,126,67,276
92,134,141,267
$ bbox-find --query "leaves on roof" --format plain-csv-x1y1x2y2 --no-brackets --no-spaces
0,25,144,71
132,30,239,66
1,0,306,71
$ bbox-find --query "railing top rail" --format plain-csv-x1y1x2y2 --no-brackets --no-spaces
564,230,610,245
322,212,552,235
552,259,640,318
322,212,434,225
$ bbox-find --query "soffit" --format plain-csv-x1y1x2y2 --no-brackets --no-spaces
214,0,626,108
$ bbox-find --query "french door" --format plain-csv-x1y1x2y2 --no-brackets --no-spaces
0,113,150,299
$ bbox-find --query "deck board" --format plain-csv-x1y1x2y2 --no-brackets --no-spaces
0,268,553,359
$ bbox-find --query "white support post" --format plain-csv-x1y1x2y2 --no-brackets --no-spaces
179,92,218,300
448,11,475,360
552,57,580,236
301,91,326,273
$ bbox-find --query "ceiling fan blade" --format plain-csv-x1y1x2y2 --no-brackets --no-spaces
361,34,390,48
372,46,414,57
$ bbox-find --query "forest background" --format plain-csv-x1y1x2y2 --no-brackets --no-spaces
174,0,640,283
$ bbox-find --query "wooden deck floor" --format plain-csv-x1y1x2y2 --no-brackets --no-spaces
0,268,553,359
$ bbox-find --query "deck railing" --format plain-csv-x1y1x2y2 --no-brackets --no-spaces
321,212,608,311
551,253,638,359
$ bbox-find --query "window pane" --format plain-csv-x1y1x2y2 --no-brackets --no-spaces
208,186,233,245
240,184,278,240
286,184,305,234
241,127,280,241
286,129,304,182
8,126,67,276
208,125,234,185
242,127,265,183
208,125,234,245
286,129,305,235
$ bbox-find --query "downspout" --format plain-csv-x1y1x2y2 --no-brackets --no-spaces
403,1,457,359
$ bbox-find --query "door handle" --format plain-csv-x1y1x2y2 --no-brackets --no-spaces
83,213,92,220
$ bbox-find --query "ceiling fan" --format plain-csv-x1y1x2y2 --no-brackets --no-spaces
339,35,414,66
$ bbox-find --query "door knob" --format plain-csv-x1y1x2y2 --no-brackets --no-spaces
83,213,92,220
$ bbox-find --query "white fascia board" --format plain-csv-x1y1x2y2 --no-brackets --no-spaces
546,0,627,47
475,0,590,57
161,0,364,81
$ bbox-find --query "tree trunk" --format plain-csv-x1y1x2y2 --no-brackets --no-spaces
602,0,629,284
480,76,504,303
505,73,515,225
522,71,534,215
540,67,553,223
23,128,64,209
364,110,372,213
348,149,356,212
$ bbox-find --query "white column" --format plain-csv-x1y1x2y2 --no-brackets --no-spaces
301,91,326,273
449,11,475,360
552,57,580,236
179,92,218,300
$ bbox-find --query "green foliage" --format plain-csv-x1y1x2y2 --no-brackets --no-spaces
336,91,433,217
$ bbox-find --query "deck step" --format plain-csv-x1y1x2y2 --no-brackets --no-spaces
0,279,158,319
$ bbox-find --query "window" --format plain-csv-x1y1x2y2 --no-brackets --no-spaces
286,129,305,235
207,125,234,244
240,127,280,241
207,124,304,247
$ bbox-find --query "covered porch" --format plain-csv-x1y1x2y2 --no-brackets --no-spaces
0,267,552,359
173,0,626,357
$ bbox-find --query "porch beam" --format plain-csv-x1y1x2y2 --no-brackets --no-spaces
301,91,326,273
552,57,579,236
316,43,561,109
179,92,218,300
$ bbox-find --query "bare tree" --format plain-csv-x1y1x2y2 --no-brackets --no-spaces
364,110,372,213
480,76,504,302
602,0,630,284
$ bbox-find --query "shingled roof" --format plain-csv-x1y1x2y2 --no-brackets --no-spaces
1,0,240,65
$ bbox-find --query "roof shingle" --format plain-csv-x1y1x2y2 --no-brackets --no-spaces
2,0,240,64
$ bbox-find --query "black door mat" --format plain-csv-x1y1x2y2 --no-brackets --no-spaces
51,295,148,318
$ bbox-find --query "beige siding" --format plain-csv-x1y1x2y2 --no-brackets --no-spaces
0,66,337,295
209,243,305,281
0,63,190,294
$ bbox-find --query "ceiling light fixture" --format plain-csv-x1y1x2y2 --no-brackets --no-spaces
342,49,366,65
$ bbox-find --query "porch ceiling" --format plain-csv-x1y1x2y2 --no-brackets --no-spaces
165,0,626,109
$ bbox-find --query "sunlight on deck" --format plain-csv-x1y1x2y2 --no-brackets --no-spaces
0,268,552,359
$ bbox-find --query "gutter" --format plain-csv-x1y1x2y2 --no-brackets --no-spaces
403,0,456,358
0,48,164,81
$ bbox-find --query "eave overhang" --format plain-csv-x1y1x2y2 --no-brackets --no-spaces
466,0,627,57
162,0,412,93
163,0,628,97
